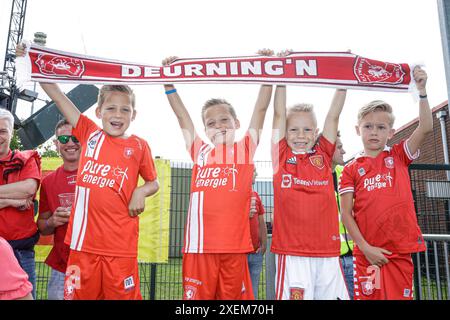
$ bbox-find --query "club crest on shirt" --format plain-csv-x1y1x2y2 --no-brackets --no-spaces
184,285,197,300
384,156,394,169
358,167,366,176
290,287,305,300
124,147,134,158
309,155,324,169
360,278,375,296
281,174,292,188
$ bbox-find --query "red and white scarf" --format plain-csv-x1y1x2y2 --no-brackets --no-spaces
17,43,415,92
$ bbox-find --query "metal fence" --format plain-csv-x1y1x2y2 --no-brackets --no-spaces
33,162,450,300
414,234,450,300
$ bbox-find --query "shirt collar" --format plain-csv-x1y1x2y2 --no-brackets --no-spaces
355,145,391,160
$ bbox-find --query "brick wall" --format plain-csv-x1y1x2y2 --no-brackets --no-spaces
389,103,450,164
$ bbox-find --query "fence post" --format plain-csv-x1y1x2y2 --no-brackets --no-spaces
149,263,157,300
265,234,276,300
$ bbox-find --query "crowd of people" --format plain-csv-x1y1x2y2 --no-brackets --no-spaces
0,45,432,300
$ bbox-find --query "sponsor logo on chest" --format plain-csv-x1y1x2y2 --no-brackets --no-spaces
194,165,239,191
363,172,393,192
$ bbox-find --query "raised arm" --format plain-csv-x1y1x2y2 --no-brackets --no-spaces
39,83,81,127
248,84,273,146
15,44,80,127
162,57,197,150
406,67,433,155
321,89,347,144
247,49,274,145
272,85,286,144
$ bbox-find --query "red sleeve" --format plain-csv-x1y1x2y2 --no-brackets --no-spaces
0,237,33,300
338,163,355,195
316,135,336,160
393,140,420,166
73,114,100,144
189,136,206,163
139,140,157,182
271,138,288,174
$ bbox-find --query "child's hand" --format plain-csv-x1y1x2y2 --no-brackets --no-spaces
257,48,274,56
128,187,147,217
15,43,27,57
162,56,179,66
277,49,293,57
413,66,427,94
361,244,392,267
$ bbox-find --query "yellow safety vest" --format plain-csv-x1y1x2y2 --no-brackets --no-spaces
335,165,354,256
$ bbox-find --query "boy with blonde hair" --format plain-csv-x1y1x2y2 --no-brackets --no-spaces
17,44,160,300
162,50,273,300
271,78,349,300
339,67,431,300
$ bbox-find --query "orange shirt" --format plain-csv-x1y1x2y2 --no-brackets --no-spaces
183,134,256,253
339,140,426,254
271,136,340,257
64,115,157,257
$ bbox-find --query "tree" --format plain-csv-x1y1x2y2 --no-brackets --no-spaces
9,130,24,151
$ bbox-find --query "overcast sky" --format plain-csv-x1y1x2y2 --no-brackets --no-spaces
0,0,448,176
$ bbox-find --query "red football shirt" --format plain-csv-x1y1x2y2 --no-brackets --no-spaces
339,140,426,254
39,165,77,272
64,115,157,257
0,150,41,240
183,134,256,253
271,135,340,257
249,191,265,252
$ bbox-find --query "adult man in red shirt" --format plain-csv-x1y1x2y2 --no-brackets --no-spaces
0,108,41,299
37,119,81,300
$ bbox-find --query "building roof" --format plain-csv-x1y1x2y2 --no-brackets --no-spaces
395,100,448,133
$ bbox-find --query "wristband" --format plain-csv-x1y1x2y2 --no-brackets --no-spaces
419,94,427,99
165,89,177,95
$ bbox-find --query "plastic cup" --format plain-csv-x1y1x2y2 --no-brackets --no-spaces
58,193,75,210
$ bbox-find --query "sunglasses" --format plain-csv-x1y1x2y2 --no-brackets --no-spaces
57,135,79,144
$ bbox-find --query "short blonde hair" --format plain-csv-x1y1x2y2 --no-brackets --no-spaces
98,85,136,109
201,98,237,124
287,103,317,127
358,100,395,127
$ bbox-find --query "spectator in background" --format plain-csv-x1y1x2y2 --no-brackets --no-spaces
332,132,354,299
0,236,33,300
37,119,81,300
0,108,41,299
248,168,267,299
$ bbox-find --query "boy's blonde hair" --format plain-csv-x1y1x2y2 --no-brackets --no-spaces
98,85,136,109
201,98,237,124
358,100,395,127
287,103,317,127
